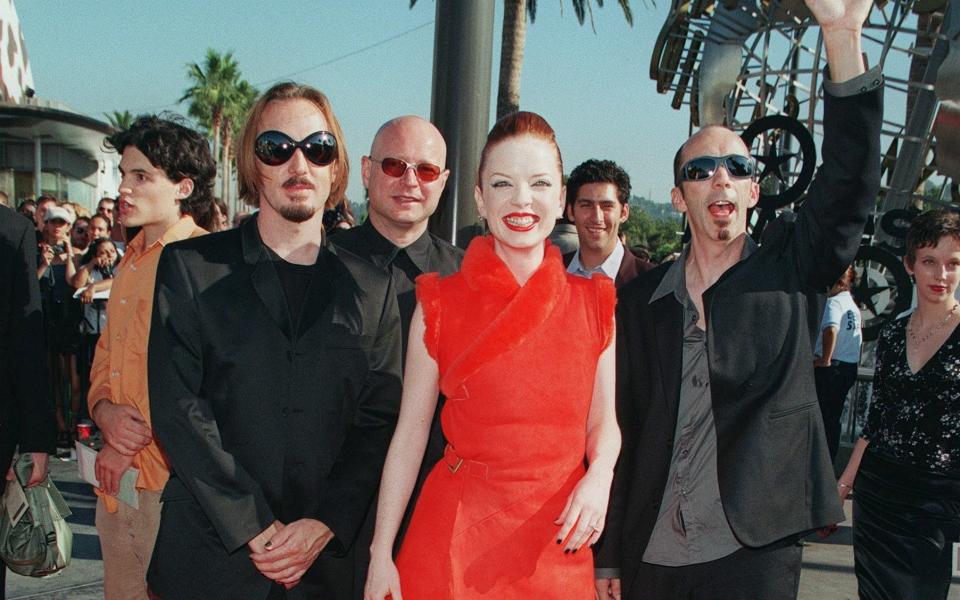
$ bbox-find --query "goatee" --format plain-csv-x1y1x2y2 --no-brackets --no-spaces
718,228,731,241
278,204,318,224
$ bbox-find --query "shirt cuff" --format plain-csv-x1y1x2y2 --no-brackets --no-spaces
595,567,621,579
823,65,883,98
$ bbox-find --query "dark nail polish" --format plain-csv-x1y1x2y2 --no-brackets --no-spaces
572,549,577,554
564,549,570,554
556,539,562,545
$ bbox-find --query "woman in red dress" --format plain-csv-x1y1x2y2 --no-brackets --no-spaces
365,112,620,600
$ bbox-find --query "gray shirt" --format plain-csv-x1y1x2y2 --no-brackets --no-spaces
642,244,743,566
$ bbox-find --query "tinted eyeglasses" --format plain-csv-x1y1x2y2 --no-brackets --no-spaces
254,130,338,167
677,154,755,184
370,157,442,183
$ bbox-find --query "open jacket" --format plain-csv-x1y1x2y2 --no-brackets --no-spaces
597,83,882,596
147,216,402,600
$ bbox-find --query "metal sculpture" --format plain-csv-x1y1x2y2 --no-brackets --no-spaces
652,0,960,338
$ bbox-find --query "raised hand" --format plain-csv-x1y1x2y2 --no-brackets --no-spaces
39,243,54,267
804,0,873,33
804,0,871,81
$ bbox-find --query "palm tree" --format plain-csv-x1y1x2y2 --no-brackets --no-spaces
181,49,257,210
180,49,241,162
219,80,258,209
412,0,635,120
104,110,133,131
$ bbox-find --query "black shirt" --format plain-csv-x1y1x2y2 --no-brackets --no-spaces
332,219,464,357
331,218,464,542
267,247,333,339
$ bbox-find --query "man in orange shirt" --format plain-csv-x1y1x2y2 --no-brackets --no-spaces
87,116,215,599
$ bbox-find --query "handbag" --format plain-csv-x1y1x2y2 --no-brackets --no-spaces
0,454,73,576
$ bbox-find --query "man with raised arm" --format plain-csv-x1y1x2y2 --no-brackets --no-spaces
596,0,882,597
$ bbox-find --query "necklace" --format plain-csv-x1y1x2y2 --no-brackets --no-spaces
908,303,960,345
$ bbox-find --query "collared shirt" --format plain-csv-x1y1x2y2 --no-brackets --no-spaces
642,242,753,566
87,216,206,513
338,219,453,356
566,242,624,281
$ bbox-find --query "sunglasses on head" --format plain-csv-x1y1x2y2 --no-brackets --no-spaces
254,130,338,167
370,157,442,183
677,154,755,184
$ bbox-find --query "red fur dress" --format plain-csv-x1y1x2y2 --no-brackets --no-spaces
395,235,615,599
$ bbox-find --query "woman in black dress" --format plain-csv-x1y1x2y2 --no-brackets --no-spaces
839,208,960,599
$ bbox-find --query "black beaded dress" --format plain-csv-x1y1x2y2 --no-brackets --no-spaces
853,313,960,600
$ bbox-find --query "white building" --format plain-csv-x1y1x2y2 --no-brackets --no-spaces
0,0,119,211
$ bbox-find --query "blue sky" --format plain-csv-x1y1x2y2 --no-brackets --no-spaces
16,2,931,211
17,0,689,207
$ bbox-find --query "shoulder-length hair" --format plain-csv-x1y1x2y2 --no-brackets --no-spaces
236,82,349,209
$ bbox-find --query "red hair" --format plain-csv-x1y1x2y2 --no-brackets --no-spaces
477,111,563,184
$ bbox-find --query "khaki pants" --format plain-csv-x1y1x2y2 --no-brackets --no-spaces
95,490,162,600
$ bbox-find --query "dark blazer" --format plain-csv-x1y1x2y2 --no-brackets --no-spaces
562,245,654,289
147,216,402,600
0,206,54,476
597,86,882,596
616,250,655,287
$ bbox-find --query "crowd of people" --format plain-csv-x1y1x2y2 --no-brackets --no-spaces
6,184,262,453
1,0,958,598
21,194,123,446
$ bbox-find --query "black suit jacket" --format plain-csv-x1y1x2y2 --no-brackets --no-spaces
0,206,54,476
597,86,882,596
147,216,402,600
562,246,654,289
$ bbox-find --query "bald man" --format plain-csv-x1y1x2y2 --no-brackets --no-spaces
596,0,883,596
331,116,462,547
334,117,462,345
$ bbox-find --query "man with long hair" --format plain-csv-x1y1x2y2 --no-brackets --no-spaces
147,83,402,599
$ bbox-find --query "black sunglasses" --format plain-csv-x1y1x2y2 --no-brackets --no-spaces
254,130,338,167
677,154,755,184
